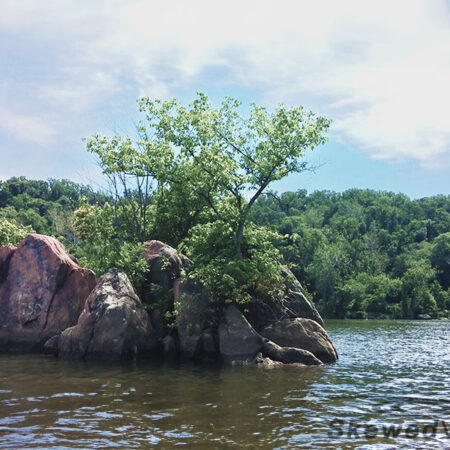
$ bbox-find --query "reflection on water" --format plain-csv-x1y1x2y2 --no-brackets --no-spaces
0,320,449,448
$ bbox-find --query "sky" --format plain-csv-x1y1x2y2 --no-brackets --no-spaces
0,0,449,198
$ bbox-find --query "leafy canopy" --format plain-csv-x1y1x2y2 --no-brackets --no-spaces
84,93,330,304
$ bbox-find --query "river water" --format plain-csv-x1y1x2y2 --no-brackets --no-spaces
0,320,449,449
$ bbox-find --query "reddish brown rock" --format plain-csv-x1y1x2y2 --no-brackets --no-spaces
0,234,96,351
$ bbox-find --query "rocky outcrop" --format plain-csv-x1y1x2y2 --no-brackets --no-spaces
45,269,155,359
219,305,262,364
261,339,323,366
1,234,339,367
260,318,338,364
248,267,324,331
0,234,96,351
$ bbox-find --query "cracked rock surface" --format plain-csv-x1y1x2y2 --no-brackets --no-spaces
0,234,96,351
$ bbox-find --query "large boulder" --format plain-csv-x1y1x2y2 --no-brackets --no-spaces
219,305,262,364
45,269,156,359
248,267,324,331
0,234,96,351
261,339,323,366
260,318,338,364
175,276,216,360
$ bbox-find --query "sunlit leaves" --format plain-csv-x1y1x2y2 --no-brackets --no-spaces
0,218,34,246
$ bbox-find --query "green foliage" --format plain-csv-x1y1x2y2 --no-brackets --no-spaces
0,218,34,246
181,219,284,306
1,173,448,319
2,103,448,320
84,93,329,306
73,198,148,288
431,232,450,289
252,189,450,318
0,176,109,249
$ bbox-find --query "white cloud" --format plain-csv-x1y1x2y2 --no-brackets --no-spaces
1,0,450,169
0,107,55,144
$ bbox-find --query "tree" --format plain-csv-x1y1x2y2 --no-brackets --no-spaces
84,93,330,304
401,259,437,318
431,232,450,289
87,93,330,255
73,198,148,287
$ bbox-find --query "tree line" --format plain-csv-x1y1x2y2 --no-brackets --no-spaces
1,177,448,319
251,189,450,318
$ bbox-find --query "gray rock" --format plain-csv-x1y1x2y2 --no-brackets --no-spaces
247,266,324,331
254,352,284,368
141,240,192,340
44,269,156,359
262,339,322,366
219,305,262,364
201,328,218,358
261,318,338,364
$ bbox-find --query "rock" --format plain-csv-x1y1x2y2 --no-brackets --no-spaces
45,269,155,359
175,276,213,360
141,240,193,339
219,305,262,364
417,314,432,320
261,339,322,365
201,328,218,358
142,240,192,295
254,352,284,368
247,267,324,331
0,234,96,351
260,318,338,364
162,335,177,359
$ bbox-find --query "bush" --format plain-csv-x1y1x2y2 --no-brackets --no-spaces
181,220,284,306
0,218,34,246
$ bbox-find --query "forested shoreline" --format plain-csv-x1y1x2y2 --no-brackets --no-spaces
1,176,448,320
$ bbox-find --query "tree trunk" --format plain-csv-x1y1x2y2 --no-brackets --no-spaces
235,220,244,259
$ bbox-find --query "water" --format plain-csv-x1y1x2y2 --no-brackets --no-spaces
0,320,449,449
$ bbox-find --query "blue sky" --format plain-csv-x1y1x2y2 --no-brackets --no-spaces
1,0,449,198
